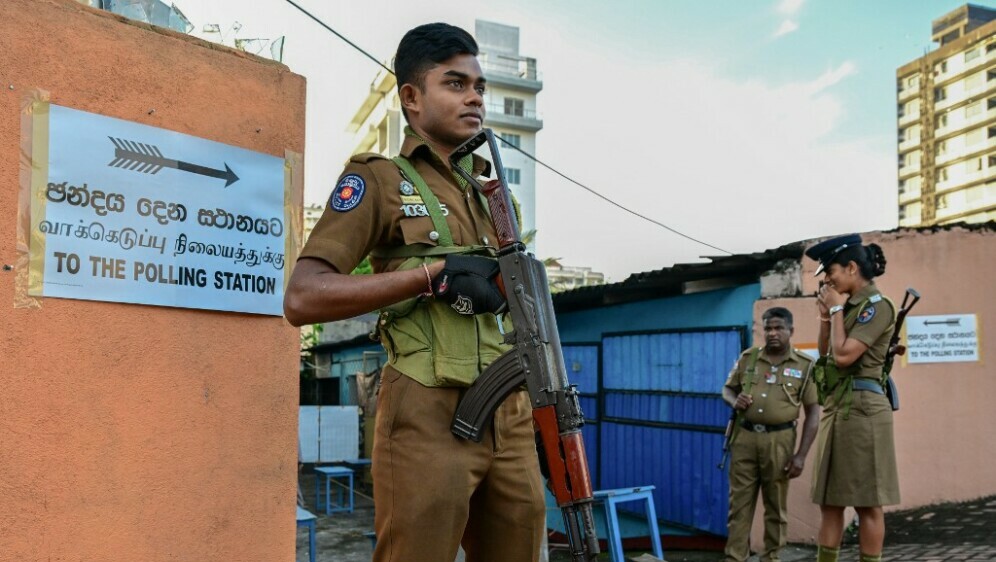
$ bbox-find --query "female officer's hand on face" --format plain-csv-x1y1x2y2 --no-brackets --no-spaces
817,282,847,309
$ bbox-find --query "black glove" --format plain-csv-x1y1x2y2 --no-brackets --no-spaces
432,255,506,315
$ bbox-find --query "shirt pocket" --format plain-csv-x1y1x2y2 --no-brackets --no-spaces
398,216,442,247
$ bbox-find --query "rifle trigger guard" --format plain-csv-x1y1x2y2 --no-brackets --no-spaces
496,313,506,336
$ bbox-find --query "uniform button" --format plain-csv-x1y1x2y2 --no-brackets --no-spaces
428,231,440,241
761,393,767,398
482,236,490,245
758,409,764,413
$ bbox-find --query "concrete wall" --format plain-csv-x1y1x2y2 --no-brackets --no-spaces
0,1,305,560
752,226,995,544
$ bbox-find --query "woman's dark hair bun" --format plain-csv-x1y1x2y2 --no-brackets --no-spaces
865,243,886,278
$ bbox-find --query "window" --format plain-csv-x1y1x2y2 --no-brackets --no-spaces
937,167,948,182
966,128,985,145
966,101,983,118
505,168,521,184
988,126,996,139
965,48,980,62
937,194,948,209
934,87,946,102
935,60,948,74
898,179,906,194
935,140,947,156
966,158,983,173
504,97,524,117
937,113,948,129
989,155,996,168
988,42,996,53
499,133,521,148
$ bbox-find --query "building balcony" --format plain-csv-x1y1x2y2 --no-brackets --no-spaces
898,163,921,179
898,187,922,204
898,111,920,126
936,106,996,138
898,136,921,153
935,166,996,192
935,48,996,86
481,60,543,93
484,105,543,132
897,83,920,103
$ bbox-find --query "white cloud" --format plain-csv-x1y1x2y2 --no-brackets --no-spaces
803,61,857,95
774,19,799,38
778,0,805,15
534,54,894,281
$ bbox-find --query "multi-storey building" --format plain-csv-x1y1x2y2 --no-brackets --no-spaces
896,4,996,227
302,203,324,244
345,19,543,246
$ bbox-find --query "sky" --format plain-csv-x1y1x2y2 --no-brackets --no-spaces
177,0,995,281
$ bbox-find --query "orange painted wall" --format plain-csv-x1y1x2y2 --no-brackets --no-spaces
0,1,306,560
748,226,995,544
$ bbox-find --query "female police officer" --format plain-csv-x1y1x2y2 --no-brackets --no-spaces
805,234,898,562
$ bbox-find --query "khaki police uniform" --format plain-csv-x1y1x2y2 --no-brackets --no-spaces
723,347,817,562
811,282,900,507
300,130,545,562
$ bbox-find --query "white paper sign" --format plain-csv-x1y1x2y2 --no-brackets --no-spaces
30,104,287,315
905,314,979,363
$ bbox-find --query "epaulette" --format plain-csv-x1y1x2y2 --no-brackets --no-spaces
349,152,389,164
793,349,815,364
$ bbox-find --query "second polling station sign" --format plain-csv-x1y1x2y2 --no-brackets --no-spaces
23,102,292,316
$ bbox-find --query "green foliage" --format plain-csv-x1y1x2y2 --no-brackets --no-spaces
352,256,372,275
300,323,324,350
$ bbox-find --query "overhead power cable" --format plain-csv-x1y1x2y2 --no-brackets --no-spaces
281,0,733,256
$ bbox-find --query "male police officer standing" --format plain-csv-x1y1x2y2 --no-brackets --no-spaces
722,308,820,562
284,23,545,562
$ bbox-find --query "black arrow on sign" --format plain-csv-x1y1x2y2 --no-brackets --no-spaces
924,319,960,326
107,137,240,187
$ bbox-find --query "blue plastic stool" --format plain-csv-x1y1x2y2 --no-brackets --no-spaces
593,486,664,562
296,506,317,562
315,466,354,515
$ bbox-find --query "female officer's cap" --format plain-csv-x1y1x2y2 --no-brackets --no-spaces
805,234,862,276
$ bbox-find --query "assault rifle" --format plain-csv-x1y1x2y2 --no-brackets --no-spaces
449,129,599,561
883,287,921,410
717,410,738,470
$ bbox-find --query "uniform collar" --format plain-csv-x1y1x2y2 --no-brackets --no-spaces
847,281,878,306
759,346,792,364
400,127,492,178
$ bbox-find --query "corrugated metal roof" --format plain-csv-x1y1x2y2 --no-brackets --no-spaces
552,221,996,313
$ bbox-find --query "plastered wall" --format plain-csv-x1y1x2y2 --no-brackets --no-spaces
0,1,306,560
748,226,995,544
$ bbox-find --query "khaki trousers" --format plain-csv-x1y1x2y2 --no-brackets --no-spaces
724,426,796,562
372,366,546,562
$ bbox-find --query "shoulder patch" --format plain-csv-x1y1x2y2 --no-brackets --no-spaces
869,294,883,303
857,304,877,324
330,174,366,212
349,152,388,164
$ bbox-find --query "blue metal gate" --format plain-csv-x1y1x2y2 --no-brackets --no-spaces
562,344,600,487
598,328,744,536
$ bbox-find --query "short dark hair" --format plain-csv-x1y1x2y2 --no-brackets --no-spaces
830,243,887,280
762,307,793,327
394,23,478,119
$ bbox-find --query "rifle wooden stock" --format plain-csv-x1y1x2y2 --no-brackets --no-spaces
448,129,600,561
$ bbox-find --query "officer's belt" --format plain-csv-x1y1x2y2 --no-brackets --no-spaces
740,420,796,433
852,378,886,395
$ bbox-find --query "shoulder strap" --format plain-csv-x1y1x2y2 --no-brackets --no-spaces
742,347,761,395
392,156,453,246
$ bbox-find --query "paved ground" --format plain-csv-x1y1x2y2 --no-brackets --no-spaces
295,469,996,561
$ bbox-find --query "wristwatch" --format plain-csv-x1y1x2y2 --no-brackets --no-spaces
828,304,845,316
